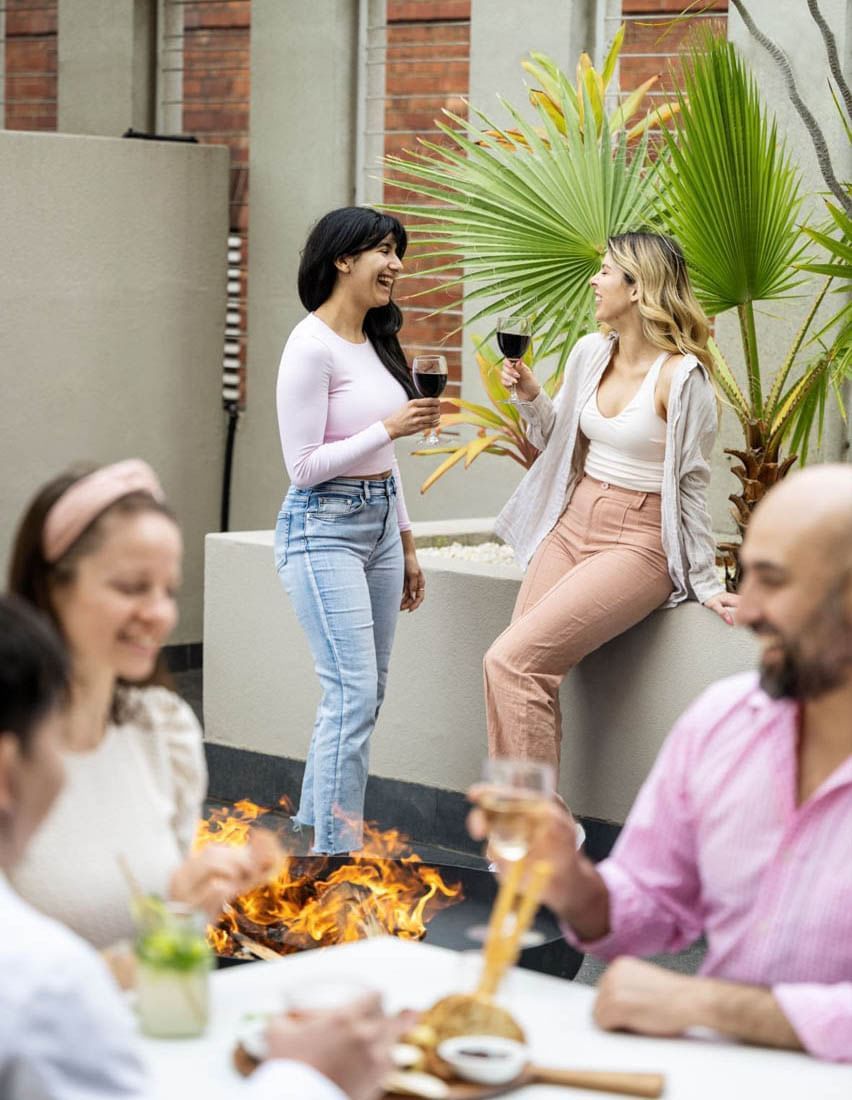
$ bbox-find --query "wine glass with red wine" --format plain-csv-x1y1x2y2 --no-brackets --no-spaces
411,354,448,446
496,315,531,403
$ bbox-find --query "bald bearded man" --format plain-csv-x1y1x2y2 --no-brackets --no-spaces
472,464,852,1061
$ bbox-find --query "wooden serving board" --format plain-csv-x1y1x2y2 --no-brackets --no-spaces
236,1044,665,1098
387,1065,665,1098
385,1064,541,1098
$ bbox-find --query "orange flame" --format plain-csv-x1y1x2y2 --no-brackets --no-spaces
193,798,269,849
193,800,463,957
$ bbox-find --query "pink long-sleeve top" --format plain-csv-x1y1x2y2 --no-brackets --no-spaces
276,313,412,531
565,672,852,1062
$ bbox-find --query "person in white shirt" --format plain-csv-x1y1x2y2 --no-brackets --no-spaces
0,594,404,1100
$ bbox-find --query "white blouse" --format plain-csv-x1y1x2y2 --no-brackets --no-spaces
11,686,207,949
579,350,667,492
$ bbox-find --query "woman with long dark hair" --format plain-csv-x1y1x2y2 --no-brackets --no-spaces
275,206,440,855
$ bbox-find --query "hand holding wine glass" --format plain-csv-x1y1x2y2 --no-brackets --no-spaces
411,354,448,446
499,359,540,404
478,758,555,863
496,316,532,404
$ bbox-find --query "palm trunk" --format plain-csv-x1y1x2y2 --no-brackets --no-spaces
716,421,797,589
737,302,762,416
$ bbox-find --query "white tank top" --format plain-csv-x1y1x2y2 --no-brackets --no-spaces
579,352,668,492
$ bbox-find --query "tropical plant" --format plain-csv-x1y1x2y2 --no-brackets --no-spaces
482,29,680,153
729,0,851,350
656,33,851,584
385,34,670,493
799,196,852,349
384,38,663,384
389,26,850,574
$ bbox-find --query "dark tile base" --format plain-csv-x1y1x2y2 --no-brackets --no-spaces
204,743,622,860
163,642,203,672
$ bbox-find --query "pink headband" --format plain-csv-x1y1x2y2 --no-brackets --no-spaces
42,459,166,563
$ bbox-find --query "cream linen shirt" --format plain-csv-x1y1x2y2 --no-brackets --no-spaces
494,331,724,605
11,686,207,948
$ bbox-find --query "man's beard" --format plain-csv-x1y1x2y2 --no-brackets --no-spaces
757,596,852,701
760,646,848,700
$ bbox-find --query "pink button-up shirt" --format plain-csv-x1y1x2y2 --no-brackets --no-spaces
569,672,852,1062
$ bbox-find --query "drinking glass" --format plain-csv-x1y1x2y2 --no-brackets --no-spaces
465,759,554,949
411,354,448,446
496,316,531,404
479,758,554,863
134,901,212,1038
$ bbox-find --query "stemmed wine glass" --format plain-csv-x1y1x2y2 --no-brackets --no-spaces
496,316,531,404
479,758,554,863
467,757,554,948
411,354,448,447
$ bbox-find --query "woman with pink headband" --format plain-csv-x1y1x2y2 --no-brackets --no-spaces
7,460,280,951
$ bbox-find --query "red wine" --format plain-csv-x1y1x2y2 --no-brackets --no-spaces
497,331,530,360
413,371,448,398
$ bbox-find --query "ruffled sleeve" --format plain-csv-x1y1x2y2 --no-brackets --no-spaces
124,686,208,856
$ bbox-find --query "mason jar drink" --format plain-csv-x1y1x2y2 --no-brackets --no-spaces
135,900,212,1038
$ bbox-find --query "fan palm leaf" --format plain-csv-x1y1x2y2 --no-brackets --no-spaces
385,80,660,375
657,32,808,412
797,198,852,345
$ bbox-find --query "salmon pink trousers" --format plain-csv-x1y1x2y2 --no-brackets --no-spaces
485,476,674,770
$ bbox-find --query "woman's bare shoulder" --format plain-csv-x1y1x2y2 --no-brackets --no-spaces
662,352,688,377
658,353,688,414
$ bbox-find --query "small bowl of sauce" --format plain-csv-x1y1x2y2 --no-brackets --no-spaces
437,1035,528,1085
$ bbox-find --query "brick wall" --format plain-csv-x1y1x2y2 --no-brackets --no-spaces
3,0,57,131
619,0,728,101
384,0,471,396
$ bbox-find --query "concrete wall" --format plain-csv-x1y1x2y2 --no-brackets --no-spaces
58,0,156,136
0,131,229,642
230,0,359,534
204,528,759,823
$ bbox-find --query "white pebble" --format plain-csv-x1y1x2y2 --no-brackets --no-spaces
420,541,515,565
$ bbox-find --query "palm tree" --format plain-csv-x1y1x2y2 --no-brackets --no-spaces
656,34,850,584
384,39,664,490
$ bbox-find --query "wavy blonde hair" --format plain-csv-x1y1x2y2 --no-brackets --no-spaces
602,232,713,376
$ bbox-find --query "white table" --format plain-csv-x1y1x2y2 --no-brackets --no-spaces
140,938,851,1099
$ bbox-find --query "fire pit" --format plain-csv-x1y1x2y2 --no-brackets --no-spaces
199,802,582,981
421,863,582,980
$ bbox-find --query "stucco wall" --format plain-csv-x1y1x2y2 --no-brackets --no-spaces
204,528,759,823
0,131,229,642
57,0,155,136
229,0,359,534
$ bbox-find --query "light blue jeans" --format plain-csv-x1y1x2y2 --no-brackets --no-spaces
274,476,404,853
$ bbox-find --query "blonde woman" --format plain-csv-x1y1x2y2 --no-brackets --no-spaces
486,232,738,768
